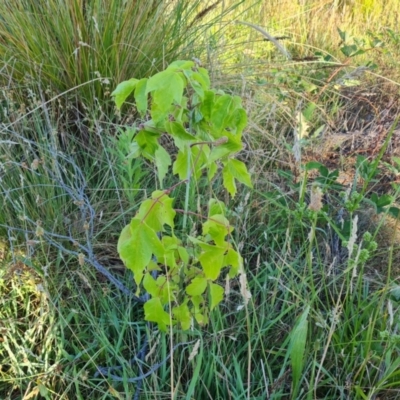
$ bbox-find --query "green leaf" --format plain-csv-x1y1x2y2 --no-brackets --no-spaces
305,161,324,171
208,161,218,181
337,28,349,43
208,199,226,217
388,206,400,219
191,295,208,326
117,219,163,286
341,44,359,57
165,121,195,150
147,71,185,122
178,246,189,265
289,306,310,398
209,135,243,163
198,246,225,280
112,78,138,109
155,275,177,304
222,167,236,197
172,303,192,330
197,67,211,89
222,159,252,198
142,273,159,298
186,277,208,296
167,60,195,71
183,68,210,99
173,146,209,180
136,190,175,232
230,107,247,135
200,90,215,120
210,94,233,135
202,215,231,246
134,78,148,116
173,148,189,180
371,193,393,208
223,248,242,278
144,298,172,332
154,145,171,186
209,283,224,311
135,130,160,159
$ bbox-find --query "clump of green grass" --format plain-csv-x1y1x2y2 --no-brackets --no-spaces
0,0,246,114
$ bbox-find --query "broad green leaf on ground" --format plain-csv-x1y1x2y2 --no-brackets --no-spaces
222,158,253,197
154,145,171,186
209,283,224,311
144,298,172,332
117,219,164,286
112,78,138,109
136,190,175,231
172,303,192,330
186,277,208,296
134,78,148,116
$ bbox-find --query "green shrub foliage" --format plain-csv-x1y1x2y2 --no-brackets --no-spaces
112,60,252,331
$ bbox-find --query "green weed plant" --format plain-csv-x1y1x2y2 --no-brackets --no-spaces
112,60,252,331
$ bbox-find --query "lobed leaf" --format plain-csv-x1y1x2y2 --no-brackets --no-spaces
186,277,208,296
117,219,164,287
198,246,226,280
134,78,148,116
112,78,139,110
209,283,224,311
144,298,172,332
154,145,171,186
136,190,175,232
172,303,192,330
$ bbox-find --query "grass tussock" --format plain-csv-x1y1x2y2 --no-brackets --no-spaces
1,0,400,399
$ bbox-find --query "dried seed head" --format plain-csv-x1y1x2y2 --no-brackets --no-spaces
188,340,200,362
31,158,40,170
239,271,252,306
78,253,85,266
35,226,44,237
308,184,323,212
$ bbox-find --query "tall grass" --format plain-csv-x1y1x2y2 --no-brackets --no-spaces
0,0,246,112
